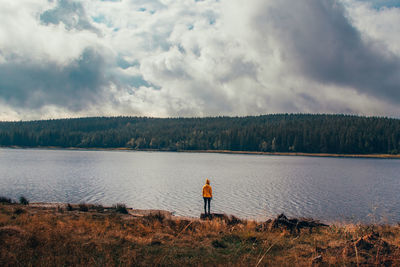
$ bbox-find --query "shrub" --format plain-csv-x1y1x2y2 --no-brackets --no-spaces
0,196,12,204
92,204,105,212
57,206,64,213
14,208,25,215
19,196,29,205
66,203,73,211
113,203,128,214
212,239,227,248
78,203,89,212
227,215,242,226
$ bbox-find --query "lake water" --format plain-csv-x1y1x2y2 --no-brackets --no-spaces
0,148,399,223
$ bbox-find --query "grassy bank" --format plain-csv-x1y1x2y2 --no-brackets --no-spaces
1,203,400,266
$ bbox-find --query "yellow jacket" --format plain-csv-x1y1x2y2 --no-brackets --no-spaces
202,179,212,198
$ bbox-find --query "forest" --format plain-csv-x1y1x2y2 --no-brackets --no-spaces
0,114,399,154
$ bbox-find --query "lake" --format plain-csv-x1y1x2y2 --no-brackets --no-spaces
0,148,399,223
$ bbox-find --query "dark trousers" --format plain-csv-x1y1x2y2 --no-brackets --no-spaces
203,197,211,215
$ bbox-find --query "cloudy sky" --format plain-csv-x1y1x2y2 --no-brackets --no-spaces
0,0,399,120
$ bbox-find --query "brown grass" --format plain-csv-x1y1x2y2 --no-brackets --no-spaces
1,203,400,266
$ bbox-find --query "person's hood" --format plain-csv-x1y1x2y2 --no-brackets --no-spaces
206,179,210,185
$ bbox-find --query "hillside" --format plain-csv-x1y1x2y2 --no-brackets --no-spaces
0,114,399,154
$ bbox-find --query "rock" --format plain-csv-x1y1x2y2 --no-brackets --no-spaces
150,240,162,246
200,213,211,219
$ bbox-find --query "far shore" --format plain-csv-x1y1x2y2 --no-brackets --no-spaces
2,145,400,159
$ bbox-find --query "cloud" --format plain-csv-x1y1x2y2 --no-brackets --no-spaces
344,0,400,54
252,0,400,104
0,48,112,110
355,0,400,9
40,0,100,35
0,0,400,120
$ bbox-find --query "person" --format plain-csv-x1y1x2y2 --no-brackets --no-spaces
202,178,212,216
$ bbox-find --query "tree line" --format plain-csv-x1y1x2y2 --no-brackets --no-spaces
0,114,399,154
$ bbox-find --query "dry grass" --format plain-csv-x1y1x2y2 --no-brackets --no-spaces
1,203,400,266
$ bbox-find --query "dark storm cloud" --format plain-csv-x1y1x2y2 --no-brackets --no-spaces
40,0,100,34
255,0,400,103
0,49,112,111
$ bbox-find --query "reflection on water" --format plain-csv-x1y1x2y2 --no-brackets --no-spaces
0,148,399,223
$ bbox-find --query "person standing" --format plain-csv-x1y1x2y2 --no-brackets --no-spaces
202,178,212,216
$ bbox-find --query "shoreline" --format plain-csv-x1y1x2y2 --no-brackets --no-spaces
28,202,182,220
7,201,400,226
13,202,400,225
2,146,400,159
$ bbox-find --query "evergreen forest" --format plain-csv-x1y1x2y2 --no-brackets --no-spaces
0,114,399,154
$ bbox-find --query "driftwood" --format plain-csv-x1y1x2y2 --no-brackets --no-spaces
273,213,329,234
257,213,328,234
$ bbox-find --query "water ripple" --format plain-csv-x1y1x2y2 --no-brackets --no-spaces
1,149,400,223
